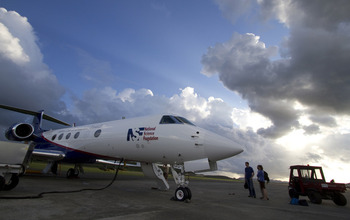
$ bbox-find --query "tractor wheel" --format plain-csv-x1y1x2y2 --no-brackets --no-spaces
289,188,299,199
333,192,347,206
307,191,322,204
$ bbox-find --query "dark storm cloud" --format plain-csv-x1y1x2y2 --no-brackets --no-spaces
202,0,350,138
302,124,320,135
309,115,337,127
305,152,322,163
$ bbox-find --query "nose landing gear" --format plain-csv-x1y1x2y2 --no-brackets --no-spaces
175,186,192,201
171,164,192,202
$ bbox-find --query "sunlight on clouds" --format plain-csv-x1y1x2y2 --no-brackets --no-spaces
170,87,210,119
231,108,272,131
334,115,350,134
117,88,136,102
0,22,29,64
293,100,307,111
309,158,350,183
276,129,323,151
116,88,153,103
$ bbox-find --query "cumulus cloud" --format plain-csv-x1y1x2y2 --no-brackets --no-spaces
0,8,65,114
202,0,350,139
259,0,350,30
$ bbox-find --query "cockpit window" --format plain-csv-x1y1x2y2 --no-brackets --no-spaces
174,116,195,126
160,115,177,124
159,115,195,126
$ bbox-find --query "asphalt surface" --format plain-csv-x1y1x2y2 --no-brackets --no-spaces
0,170,349,220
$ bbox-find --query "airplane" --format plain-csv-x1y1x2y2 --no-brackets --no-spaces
0,104,243,201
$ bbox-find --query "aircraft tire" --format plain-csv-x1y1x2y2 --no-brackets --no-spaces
175,187,189,201
0,176,5,191
3,174,19,191
51,162,58,175
66,168,79,178
185,187,192,200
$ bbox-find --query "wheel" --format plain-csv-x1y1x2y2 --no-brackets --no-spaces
51,162,58,175
66,168,79,178
289,188,299,199
175,187,189,201
3,174,19,191
333,192,347,206
307,191,322,204
185,187,192,200
0,176,5,191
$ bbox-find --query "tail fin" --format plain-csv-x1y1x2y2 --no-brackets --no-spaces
33,110,44,131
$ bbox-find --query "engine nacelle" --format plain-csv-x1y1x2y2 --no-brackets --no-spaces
5,123,34,141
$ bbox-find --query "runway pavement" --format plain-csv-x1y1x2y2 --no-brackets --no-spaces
0,170,349,220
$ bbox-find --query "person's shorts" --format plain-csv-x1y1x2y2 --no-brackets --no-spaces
259,181,265,189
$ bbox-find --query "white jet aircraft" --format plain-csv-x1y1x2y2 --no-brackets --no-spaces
0,104,243,201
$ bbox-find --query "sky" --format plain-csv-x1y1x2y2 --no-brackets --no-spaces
1,0,350,183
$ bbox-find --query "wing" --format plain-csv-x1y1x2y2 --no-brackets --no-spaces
0,104,71,126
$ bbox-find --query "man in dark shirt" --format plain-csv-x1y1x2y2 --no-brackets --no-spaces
245,162,256,198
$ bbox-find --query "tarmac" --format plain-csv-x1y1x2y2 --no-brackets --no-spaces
0,169,349,220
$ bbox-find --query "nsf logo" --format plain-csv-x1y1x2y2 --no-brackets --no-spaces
126,127,144,141
127,127,158,142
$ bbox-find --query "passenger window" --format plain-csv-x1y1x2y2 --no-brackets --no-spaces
74,132,80,139
58,133,64,140
94,129,101,138
52,134,57,141
66,133,71,139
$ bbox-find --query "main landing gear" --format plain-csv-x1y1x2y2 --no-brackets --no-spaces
171,164,192,202
66,164,83,178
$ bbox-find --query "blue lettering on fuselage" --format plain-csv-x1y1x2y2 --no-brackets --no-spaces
127,127,158,142
127,127,144,141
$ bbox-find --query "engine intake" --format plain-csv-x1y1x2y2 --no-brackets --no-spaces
6,123,34,141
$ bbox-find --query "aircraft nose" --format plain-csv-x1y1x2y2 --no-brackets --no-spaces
203,130,243,161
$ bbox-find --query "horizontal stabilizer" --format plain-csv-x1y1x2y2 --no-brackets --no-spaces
0,104,70,126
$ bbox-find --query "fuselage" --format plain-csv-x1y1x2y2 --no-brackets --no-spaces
38,115,243,164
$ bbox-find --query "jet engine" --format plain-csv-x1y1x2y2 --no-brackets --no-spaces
6,123,34,141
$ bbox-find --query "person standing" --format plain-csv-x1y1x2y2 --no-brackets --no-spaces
257,165,269,200
245,162,256,198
